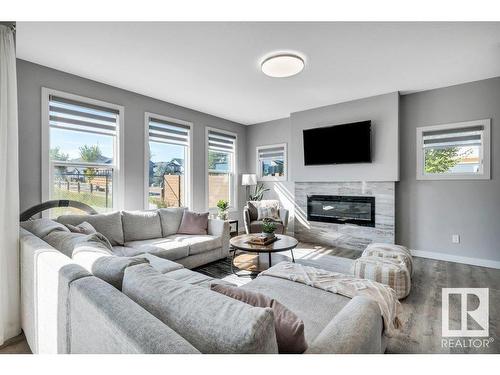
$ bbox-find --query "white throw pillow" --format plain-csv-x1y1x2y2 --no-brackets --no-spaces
257,206,281,221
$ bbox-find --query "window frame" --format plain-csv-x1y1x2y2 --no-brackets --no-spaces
143,112,193,210
205,126,238,212
256,143,288,182
41,87,125,213
416,119,491,180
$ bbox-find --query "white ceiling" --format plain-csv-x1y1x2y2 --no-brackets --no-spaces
17,22,500,125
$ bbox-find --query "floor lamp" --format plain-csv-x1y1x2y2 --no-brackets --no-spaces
241,174,257,201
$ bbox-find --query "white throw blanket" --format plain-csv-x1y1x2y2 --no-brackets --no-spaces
259,262,402,336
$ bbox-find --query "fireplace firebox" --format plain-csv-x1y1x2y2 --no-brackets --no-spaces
307,195,375,227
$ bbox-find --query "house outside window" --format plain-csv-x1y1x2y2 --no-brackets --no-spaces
256,143,287,181
145,113,192,209
416,119,491,180
206,128,237,209
42,88,124,216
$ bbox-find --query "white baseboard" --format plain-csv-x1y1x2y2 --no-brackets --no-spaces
410,249,500,270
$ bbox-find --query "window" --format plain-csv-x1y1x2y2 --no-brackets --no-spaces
42,89,124,216
256,143,287,181
206,128,237,209
145,113,191,209
416,119,490,180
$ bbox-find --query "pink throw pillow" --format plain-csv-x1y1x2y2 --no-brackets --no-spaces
177,211,209,235
211,284,308,354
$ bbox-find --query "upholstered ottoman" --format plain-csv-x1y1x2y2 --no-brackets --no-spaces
362,243,413,276
353,256,411,299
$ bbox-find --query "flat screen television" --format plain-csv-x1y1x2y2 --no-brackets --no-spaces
303,120,371,165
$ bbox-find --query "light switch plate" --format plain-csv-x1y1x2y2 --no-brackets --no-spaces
452,234,460,244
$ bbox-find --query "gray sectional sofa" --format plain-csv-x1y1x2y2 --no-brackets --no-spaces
19,208,386,354
56,207,230,269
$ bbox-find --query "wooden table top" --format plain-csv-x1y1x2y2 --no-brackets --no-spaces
229,234,299,253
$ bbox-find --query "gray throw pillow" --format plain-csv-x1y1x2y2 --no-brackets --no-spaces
177,211,209,235
211,284,307,354
65,221,97,235
246,201,260,221
122,210,162,242
43,231,113,258
158,207,187,236
20,218,69,238
57,212,124,246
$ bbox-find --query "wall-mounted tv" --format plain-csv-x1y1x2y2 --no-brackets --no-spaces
303,120,371,165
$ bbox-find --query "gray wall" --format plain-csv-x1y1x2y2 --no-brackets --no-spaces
398,77,500,263
246,118,295,232
247,79,500,265
17,59,247,222
290,92,399,182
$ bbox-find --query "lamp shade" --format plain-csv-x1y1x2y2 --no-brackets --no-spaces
241,174,257,186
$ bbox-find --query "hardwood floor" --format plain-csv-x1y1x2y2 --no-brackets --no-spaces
2,242,498,354
195,242,500,354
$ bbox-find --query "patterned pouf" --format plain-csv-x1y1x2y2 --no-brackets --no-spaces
362,243,413,276
353,256,411,299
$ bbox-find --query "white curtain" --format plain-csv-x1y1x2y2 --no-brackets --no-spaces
0,24,20,346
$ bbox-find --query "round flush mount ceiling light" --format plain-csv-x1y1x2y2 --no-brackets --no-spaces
261,53,305,78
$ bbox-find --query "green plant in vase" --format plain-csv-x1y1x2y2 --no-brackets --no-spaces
261,218,277,239
216,199,229,220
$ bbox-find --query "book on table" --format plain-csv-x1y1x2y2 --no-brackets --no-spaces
247,234,278,246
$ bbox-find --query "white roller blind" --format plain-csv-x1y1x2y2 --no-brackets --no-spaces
258,145,285,159
422,125,483,149
148,116,190,146
208,130,236,152
49,95,118,136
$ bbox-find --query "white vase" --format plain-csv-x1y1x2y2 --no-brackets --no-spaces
218,210,228,220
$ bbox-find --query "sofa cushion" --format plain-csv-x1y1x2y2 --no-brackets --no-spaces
111,249,184,274
177,211,209,235
72,248,149,290
43,231,113,258
125,236,190,261
242,275,351,344
21,217,69,238
111,246,142,257
211,283,307,353
122,210,162,242
57,212,124,246
141,253,184,274
165,268,235,288
158,207,186,236
122,264,278,353
182,235,222,256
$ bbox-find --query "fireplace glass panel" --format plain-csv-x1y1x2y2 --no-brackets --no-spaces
307,195,375,227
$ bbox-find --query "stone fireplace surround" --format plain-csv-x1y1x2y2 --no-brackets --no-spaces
294,181,395,251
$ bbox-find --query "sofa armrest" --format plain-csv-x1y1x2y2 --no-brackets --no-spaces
305,296,384,354
279,208,289,233
208,219,230,256
243,207,251,234
20,228,91,354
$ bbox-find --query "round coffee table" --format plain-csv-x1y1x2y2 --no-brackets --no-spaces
229,234,298,275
